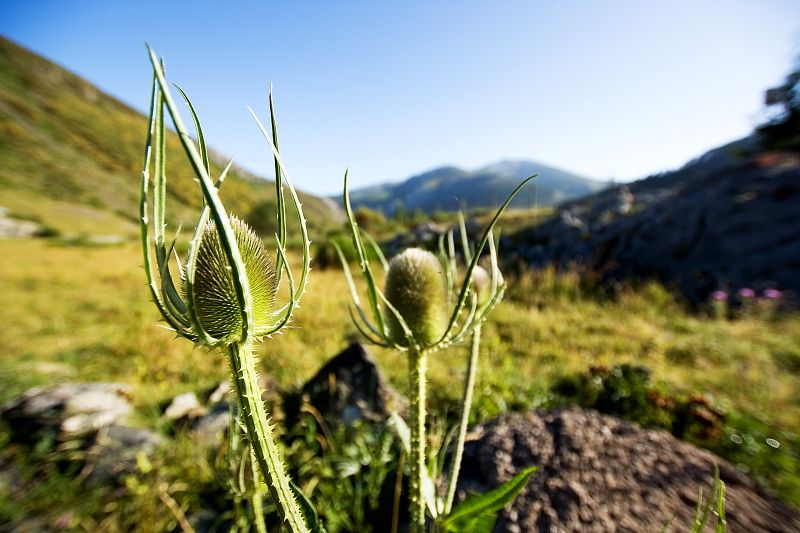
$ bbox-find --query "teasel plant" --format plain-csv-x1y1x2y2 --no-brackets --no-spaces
140,46,316,532
336,174,537,532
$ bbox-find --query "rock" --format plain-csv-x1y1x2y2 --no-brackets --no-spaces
164,392,206,422
0,206,41,238
203,381,231,405
192,403,233,448
1,383,133,443
382,221,448,256
83,425,163,486
292,343,406,426
456,408,799,532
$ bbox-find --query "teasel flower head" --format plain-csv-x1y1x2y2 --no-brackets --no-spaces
139,48,310,350
384,248,447,347
336,172,534,353
191,217,279,343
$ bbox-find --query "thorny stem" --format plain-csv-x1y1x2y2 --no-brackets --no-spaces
444,323,481,513
408,348,428,533
228,341,309,533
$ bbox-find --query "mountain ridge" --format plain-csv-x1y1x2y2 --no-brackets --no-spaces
341,159,607,215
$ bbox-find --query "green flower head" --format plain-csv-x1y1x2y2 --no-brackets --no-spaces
384,248,447,348
191,216,278,343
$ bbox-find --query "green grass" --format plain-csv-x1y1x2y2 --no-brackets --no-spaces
1,238,799,523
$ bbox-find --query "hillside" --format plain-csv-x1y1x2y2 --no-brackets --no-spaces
505,135,800,304
343,160,606,215
0,36,342,240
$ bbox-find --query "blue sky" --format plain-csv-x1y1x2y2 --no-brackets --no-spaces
2,1,799,194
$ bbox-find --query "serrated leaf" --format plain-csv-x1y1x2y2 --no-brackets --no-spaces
440,465,536,532
290,481,326,533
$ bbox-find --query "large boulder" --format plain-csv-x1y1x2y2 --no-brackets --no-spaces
457,408,799,532
290,343,406,426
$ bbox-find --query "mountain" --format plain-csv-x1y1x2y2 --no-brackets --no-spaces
343,160,606,215
0,36,342,239
504,135,800,304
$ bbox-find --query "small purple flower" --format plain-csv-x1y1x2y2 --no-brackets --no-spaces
763,288,783,299
711,290,728,301
738,288,756,298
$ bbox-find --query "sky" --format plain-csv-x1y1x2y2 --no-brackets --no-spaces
2,1,799,195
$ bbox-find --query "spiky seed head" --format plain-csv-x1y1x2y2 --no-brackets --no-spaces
384,247,446,348
190,216,278,343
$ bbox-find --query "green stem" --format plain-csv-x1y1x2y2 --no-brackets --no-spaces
250,451,268,533
444,324,481,514
408,348,428,533
251,490,267,533
228,341,309,533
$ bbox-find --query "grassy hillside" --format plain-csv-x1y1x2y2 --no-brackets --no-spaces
0,36,341,239
345,160,606,215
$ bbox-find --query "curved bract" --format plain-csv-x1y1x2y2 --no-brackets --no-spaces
337,171,535,354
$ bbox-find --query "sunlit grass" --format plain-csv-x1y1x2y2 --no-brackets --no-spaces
1,237,799,508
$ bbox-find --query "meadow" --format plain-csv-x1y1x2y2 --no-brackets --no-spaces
1,235,798,530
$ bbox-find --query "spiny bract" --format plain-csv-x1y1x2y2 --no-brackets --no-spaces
190,216,278,343
384,247,446,348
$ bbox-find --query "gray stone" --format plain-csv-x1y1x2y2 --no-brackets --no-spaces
297,343,406,425
83,424,164,486
456,408,800,532
0,206,41,238
192,403,233,448
203,381,231,405
1,383,133,443
164,392,206,422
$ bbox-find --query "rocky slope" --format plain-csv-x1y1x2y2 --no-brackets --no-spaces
505,138,800,304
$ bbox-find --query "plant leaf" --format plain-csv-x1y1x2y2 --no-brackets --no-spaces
173,83,210,175
440,465,537,532
438,176,535,345
388,412,411,454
